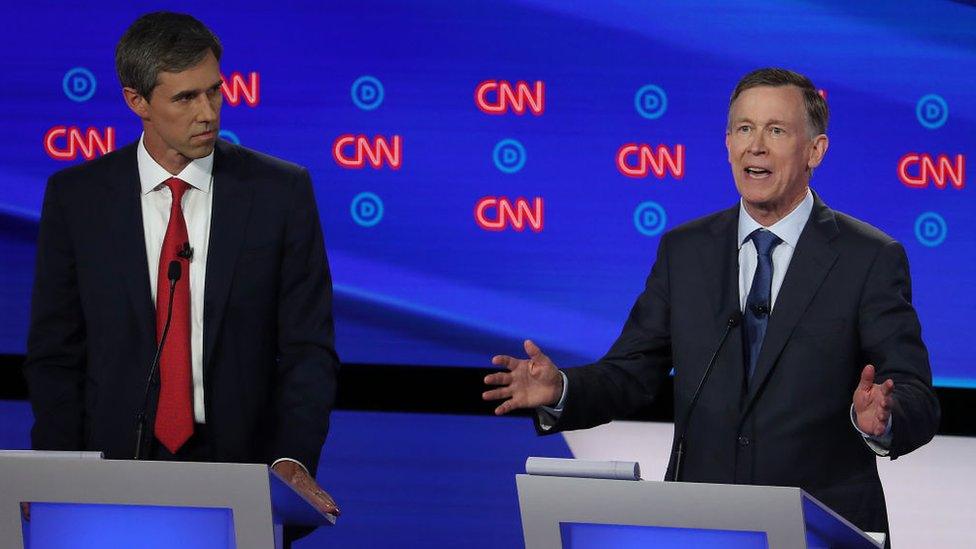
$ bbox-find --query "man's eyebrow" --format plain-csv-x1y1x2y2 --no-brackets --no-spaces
732,117,794,127
169,80,223,101
170,89,199,101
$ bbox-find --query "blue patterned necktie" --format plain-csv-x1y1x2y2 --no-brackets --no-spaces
744,229,782,380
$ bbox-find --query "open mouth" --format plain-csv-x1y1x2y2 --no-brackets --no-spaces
744,167,771,178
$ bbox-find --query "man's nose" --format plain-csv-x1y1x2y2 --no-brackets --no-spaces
747,131,767,155
196,95,218,123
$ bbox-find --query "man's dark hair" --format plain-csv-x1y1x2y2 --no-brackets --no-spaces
728,68,829,137
115,12,222,100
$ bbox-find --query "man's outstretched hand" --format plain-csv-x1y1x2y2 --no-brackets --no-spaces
853,364,894,437
483,340,563,415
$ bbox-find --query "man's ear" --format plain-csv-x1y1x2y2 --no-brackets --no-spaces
122,87,151,120
807,134,829,169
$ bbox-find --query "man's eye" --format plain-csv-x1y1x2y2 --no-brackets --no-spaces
737,126,751,133
771,127,785,135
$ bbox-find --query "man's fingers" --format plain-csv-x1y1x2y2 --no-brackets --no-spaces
859,364,875,390
880,378,895,395
482,387,512,401
20,502,30,522
484,371,512,386
302,481,339,516
495,398,517,415
524,339,543,359
492,355,517,369
312,490,340,516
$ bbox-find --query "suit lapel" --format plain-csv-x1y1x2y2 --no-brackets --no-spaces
741,193,840,413
106,143,155,340
699,206,741,321
203,142,253,375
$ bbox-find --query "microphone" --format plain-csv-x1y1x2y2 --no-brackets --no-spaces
134,260,182,459
672,312,741,482
177,242,194,261
750,303,770,317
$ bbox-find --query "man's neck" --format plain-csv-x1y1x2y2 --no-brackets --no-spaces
744,188,809,227
142,131,192,176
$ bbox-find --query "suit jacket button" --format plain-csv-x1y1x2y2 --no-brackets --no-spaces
738,435,750,446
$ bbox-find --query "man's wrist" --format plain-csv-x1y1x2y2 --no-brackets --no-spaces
849,404,892,456
272,457,310,476
551,372,565,407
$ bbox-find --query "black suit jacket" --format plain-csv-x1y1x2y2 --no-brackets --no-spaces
24,139,339,473
539,193,939,534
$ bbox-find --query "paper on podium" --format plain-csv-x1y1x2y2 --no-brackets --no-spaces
525,457,641,481
0,450,104,460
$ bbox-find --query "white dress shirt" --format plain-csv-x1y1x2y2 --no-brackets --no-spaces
138,134,213,424
137,135,306,471
736,188,813,313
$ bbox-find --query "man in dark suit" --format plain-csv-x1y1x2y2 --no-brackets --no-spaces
483,68,939,538
23,12,340,520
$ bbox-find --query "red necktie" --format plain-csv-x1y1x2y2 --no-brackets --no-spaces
154,177,193,453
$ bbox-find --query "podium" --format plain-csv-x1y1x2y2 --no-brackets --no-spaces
0,452,334,549
517,473,883,549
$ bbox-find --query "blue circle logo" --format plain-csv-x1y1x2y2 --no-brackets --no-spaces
634,84,667,120
492,139,526,174
218,129,240,145
633,201,667,236
916,94,948,129
351,76,384,111
63,67,96,102
914,212,947,247
351,192,384,227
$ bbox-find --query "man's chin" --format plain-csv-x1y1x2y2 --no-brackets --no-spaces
182,142,217,160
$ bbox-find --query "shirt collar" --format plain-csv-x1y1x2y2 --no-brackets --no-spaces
137,133,214,195
737,187,814,249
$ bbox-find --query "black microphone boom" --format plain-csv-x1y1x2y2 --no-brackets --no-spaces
134,260,182,459
672,312,741,482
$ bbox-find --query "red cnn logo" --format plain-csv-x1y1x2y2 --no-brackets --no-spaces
475,80,545,115
898,153,965,189
332,135,402,170
44,126,115,161
221,72,260,107
616,144,685,179
474,197,544,232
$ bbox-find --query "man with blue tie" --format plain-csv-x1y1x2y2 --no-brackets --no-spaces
484,68,939,540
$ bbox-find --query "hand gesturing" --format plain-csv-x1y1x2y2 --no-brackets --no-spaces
853,364,894,437
482,340,563,415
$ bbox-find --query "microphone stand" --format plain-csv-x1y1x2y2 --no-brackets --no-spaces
672,312,741,482
134,261,181,459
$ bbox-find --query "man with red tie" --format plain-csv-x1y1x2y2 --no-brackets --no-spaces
23,11,340,524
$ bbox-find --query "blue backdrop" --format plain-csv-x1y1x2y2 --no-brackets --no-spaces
1,0,974,386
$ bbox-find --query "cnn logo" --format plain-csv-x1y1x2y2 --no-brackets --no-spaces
474,197,543,232
475,80,544,116
616,144,684,179
220,72,259,107
898,153,965,189
44,126,115,161
332,135,402,170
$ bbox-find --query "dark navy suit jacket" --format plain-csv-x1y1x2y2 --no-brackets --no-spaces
537,193,939,535
24,139,339,473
